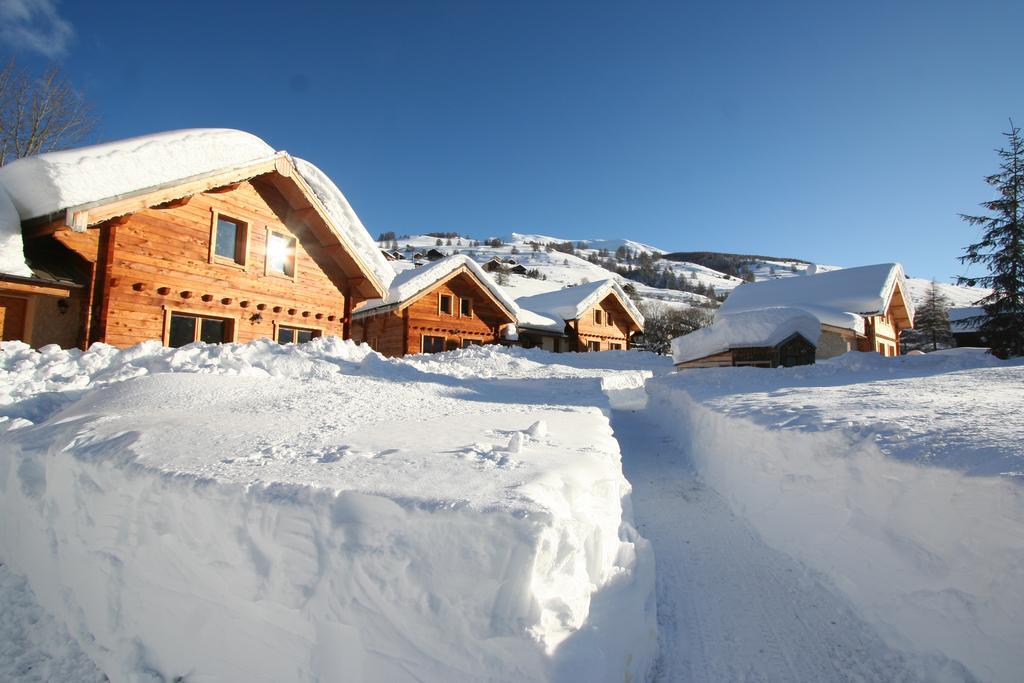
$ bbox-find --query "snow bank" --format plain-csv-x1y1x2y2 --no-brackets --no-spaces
671,307,821,364
292,158,395,291
0,185,32,278
0,339,655,682
0,129,276,221
356,254,518,317
647,353,1024,682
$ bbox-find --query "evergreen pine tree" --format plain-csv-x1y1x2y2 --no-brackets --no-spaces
908,281,953,351
958,121,1024,358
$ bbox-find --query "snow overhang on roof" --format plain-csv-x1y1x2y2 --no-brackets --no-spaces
718,262,913,330
514,279,644,330
0,128,394,298
672,307,822,365
352,254,520,321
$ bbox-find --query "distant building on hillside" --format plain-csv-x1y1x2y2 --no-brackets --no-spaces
513,280,644,352
482,257,505,273
0,129,390,349
717,263,915,358
352,255,517,356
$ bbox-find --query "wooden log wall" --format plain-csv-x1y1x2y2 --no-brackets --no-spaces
52,180,352,347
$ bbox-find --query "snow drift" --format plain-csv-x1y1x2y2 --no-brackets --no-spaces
647,352,1024,682
0,340,656,682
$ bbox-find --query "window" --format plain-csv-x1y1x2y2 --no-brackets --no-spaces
439,294,453,315
594,309,603,325
210,213,248,265
277,326,319,344
607,312,614,327
460,297,472,317
422,335,445,353
462,338,483,348
587,340,601,352
167,312,232,348
266,230,296,278
610,342,623,350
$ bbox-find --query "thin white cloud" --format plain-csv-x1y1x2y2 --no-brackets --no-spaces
0,0,74,58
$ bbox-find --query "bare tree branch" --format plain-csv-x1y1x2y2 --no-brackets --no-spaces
0,57,97,166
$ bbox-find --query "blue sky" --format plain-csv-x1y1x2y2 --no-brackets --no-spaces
4,0,1023,282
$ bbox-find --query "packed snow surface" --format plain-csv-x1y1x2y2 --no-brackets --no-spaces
0,185,32,277
671,307,822,364
291,158,395,292
0,339,659,683
648,349,1024,682
0,129,276,220
355,254,518,316
720,262,914,320
515,279,643,330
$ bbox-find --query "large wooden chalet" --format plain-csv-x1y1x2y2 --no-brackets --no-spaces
716,263,915,359
352,255,518,356
514,279,644,352
0,129,391,349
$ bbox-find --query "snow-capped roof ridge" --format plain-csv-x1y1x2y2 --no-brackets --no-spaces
671,307,822,365
355,254,519,317
719,262,914,324
515,278,644,328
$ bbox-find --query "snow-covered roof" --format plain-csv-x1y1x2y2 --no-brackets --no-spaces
290,158,394,292
0,129,277,220
0,185,32,277
719,263,914,329
0,128,394,293
672,308,822,365
949,306,986,332
515,279,644,330
353,254,519,318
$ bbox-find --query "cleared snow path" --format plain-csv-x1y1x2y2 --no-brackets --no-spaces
609,395,927,683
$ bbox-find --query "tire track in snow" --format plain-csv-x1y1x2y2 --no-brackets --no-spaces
612,404,923,683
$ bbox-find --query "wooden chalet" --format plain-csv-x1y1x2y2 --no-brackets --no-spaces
425,248,445,261
514,280,644,352
0,129,390,349
717,263,915,358
352,255,518,356
482,257,505,273
672,308,820,369
508,264,529,276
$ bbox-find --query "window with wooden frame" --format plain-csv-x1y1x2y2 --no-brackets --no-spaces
265,229,297,279
209,210,250,267
587,340,601,352
594,309,603,325
609,342,623,350
165,311,235,348
460,297,472,317
422,335,445,353
607,311,614,327
276,325,320,344
461,338,483,348
438,294,453,315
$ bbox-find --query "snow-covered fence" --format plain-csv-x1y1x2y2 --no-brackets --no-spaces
647,379,1024,683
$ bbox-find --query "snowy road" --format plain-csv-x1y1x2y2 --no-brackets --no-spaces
611,398,924,682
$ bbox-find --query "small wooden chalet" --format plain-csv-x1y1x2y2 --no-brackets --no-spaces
482,257,505,273
508,264,529,276
948,307,988,348
352,255,518,356
0,129,391,349
514,279,644,352
672,308,820,369
717,263,915,358
425,248,445,261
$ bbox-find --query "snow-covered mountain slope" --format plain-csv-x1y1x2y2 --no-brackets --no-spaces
378,232,988,315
